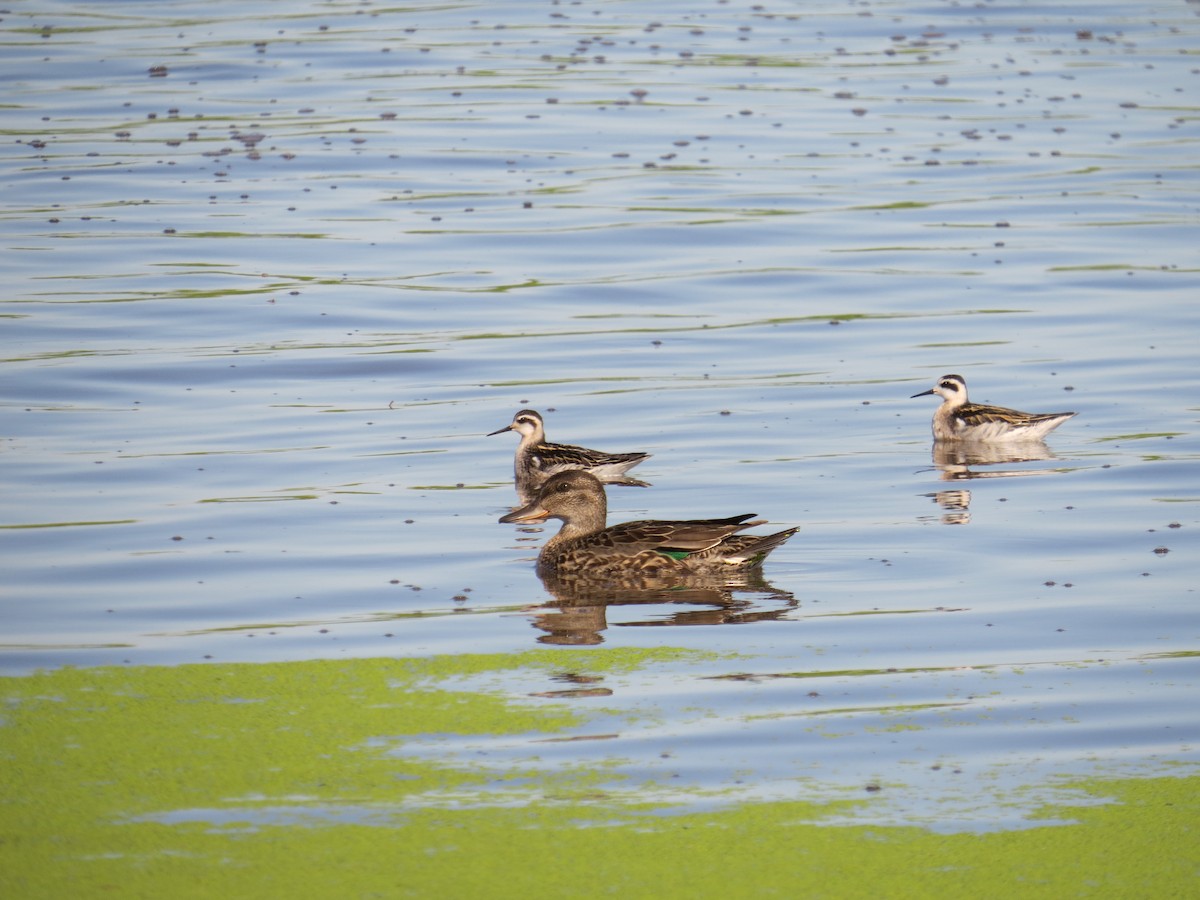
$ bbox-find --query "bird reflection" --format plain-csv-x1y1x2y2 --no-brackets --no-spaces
921,440,1067,524
524,570,797,646
927,488,972,525
931,438,1061,476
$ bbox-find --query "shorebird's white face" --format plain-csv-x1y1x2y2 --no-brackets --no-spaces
509,411,542,439
489,409,545,440
913,374,969,406
932,375,966,401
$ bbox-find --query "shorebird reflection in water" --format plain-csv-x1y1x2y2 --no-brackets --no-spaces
911,374,1076,442
930,437,1064,480
923,440,1068,525
488,408,650,504
498,469,796,579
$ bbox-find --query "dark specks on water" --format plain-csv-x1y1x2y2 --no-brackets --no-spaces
2,0,1198,832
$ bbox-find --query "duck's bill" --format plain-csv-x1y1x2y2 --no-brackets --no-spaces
499,504,550,524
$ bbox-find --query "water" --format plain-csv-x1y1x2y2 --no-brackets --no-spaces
2,0,1198,833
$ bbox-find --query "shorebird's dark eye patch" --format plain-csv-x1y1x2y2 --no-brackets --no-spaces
940,380,960,391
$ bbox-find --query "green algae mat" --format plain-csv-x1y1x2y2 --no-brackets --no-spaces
2,651,1195,899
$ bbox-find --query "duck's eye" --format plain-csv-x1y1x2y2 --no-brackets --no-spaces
557,481,572,493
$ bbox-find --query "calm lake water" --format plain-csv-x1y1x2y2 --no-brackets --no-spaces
3,0,1198,841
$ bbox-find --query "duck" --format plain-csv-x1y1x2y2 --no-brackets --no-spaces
499,469,796,578
488,408,650,503
911,374,1076,442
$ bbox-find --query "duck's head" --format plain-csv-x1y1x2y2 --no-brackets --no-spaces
499,469,607,527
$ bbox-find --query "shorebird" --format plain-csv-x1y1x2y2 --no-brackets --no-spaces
911,374,1076,442
488,408,650,503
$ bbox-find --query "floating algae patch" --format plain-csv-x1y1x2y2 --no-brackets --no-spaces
0,649,718,895
1,653,1196,899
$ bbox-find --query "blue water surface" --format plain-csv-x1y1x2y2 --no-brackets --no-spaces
2,0,1198,830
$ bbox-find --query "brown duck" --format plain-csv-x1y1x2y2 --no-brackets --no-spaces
499,469,796,578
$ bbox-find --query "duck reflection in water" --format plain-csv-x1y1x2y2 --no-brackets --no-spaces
527,571,797,646
498,469,797,645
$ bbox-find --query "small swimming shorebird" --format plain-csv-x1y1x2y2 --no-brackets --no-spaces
911,374,1076,442
488,408,651,504
499,469,796,578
